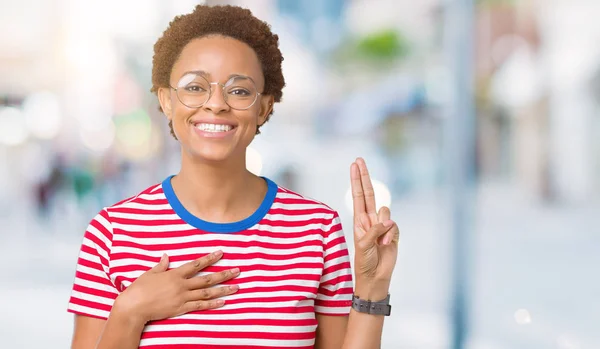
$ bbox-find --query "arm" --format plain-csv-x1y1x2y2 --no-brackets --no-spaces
71,315,106,349
87,304,146,349
314,281,390,349
338,158,399,349
71,309,144,349
341,281,390,349
314,314,348,349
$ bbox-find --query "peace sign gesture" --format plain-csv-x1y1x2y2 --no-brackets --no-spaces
350,158,399,296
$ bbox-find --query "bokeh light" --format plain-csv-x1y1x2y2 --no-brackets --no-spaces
22,91,63,140
113,109,156,161
514,309,532,325
0,107,29,146
79,120,116,153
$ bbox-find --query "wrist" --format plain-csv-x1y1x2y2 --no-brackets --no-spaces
353,279,390,301
112,294,148,327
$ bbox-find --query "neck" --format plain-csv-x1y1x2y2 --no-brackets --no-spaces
171,149,266,223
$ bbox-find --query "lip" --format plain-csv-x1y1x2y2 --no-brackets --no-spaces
190,121,237,139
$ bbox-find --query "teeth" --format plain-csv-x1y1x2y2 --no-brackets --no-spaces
195,123,233,133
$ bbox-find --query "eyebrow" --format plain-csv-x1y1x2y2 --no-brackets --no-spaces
179,71,249,80
180,70,208,78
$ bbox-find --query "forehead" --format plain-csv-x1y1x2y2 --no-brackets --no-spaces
171,36,264,86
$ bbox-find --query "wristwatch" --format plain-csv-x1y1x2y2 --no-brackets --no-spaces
351,293,392,316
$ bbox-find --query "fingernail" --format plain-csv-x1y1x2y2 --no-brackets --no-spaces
213,250,223,257
383,220,394,228
230,285,239,291
383,235,391,245
216,299,225,306
161,253,167,261
231,268,240,274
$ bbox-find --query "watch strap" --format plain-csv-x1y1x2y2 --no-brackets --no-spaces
351,293,392,316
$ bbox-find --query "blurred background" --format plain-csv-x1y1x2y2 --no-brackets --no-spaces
1,0,599,348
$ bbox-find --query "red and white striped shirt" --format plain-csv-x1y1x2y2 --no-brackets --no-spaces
67,176,353,348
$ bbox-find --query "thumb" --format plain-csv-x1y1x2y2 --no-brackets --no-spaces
149,253,169,273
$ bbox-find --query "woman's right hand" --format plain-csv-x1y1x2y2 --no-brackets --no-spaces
113,250,240,324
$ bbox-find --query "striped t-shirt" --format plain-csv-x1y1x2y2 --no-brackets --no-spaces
67,176,354,348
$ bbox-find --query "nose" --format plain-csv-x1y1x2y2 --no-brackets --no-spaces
202,82,229,113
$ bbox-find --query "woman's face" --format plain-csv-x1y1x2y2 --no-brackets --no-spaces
158,35,273,163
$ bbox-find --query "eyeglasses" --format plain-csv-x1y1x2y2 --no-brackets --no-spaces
170,73,262,110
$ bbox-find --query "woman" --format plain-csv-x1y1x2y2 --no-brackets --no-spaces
68,5,399,349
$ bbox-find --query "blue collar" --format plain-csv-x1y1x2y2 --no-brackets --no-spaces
161,175,278,233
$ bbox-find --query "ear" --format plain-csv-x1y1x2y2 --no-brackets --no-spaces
258,95,275,126
157,87,173,120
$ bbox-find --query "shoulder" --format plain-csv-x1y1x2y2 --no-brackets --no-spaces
94,181,166,223
104,181,166,212
272,185,349,245
82,181,165,249
272,183,340,222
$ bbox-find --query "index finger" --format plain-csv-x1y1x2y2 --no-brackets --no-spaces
350,162,366,216
175,250,223,278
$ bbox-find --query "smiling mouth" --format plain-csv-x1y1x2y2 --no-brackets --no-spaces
192,122,235,133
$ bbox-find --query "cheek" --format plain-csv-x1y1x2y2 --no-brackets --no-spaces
172,104,194,122
170,108,194,139
247,106,264,125
240,113,261,134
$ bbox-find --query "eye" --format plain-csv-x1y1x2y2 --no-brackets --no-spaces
229,88,251,96
185,85,207,93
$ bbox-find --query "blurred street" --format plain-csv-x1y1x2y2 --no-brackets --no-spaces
1,0,600,348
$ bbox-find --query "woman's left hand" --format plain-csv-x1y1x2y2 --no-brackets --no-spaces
350,157,400,299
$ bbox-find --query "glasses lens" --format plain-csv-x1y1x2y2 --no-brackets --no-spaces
176,73,210,108
224,76,258,110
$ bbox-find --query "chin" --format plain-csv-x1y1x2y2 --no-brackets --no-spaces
188,145,235,162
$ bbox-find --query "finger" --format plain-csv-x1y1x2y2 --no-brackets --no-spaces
186,267,241,290
365,220,395,245
356,158,377,216
176,251,223,278
185,285,239,302
377,206,391,244
350,162,366,216
381,225,400,245
378,207,400,245
180,298,226,313
148,254,169,273
377,206,391,222
382,225,400,245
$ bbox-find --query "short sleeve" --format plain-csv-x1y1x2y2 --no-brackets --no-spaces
315,211,354,315
67,209,118,320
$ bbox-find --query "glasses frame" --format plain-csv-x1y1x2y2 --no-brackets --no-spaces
169,74,262,111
